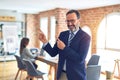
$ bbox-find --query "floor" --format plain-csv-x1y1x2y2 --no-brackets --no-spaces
0,60,19,80
0,59,53,80
0,60,119,80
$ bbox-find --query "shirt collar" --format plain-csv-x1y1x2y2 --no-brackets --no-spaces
69,28,79,35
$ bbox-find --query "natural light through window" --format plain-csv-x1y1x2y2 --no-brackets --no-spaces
82,26,91,62
97,12,120,77
40,17,48,48
106,14,120,49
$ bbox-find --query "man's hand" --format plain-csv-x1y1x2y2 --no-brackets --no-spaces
38,30,48,43
57,38,66,50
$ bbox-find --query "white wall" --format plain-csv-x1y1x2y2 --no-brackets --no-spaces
0,10,25,22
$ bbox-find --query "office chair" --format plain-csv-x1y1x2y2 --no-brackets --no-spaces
14,55,26,80
86,65,101,80
23,59,45,80
86,54,101,80
87,54,100,66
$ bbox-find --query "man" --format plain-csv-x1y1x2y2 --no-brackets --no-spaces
38,10,90,80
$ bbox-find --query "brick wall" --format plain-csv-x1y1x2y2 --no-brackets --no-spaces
79,4,120,53
26,8,69,48
26,14,40,48
26,4,120,54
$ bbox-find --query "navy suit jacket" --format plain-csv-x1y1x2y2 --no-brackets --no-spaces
43,28,90,80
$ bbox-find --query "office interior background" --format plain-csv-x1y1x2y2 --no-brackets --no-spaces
0,0,120,80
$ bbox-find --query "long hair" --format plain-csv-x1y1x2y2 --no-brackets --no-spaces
20,37,29,54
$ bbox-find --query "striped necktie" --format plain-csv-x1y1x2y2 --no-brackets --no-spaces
68,32,74,46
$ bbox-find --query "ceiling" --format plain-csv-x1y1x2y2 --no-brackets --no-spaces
0,0,120,14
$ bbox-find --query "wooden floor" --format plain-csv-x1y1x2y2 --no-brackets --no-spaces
0,60,22,80
0,60,52,80
0,60,119,80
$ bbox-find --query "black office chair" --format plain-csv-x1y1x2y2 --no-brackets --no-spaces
14,55,26,80
87,54,100,66
23,59,45,80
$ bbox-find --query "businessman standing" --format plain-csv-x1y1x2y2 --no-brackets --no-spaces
38,9,91,80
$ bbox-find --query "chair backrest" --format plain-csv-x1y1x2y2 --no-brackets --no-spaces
23,59,40,76
86,65,101,80
87,54,100,65
14,55,26,69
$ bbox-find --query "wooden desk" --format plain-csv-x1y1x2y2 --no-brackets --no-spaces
37,56,58,80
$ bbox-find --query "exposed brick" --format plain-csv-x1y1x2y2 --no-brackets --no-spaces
26,4,120,54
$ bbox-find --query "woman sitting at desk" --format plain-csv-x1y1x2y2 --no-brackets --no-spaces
19,37,38,69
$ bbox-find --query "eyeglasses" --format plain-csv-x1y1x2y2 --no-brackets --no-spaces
65,19,77,24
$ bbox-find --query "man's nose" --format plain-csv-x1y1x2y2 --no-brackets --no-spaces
67,22,72,25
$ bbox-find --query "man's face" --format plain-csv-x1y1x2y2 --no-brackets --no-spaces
66,13,80,31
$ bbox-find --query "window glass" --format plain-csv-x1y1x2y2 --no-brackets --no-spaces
82,26,91,62
97,12,120,77
40,17,48,48
50,16,56,47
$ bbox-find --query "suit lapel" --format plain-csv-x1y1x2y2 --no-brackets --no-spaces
70,29,82,44
65,31,69,45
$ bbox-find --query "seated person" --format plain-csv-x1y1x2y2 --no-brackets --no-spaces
19,37,38,69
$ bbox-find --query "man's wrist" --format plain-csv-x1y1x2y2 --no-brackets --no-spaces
43,40,48,44
43,42,48,48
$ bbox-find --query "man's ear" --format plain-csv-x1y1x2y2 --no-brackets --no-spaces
78,18,81,22
78,18,81,25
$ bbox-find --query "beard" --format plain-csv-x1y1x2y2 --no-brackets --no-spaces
68,24,79,32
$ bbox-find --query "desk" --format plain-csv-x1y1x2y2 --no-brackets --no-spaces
37,56,58,80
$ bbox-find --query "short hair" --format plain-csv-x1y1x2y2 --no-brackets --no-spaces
66,10,80,19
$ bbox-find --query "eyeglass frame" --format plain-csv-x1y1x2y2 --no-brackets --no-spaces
65,19,78,24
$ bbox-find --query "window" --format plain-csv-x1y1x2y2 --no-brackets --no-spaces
49,16,56,47
82,26,92,62
40,17,48,39
40,17,48,48
0,22,25,56
97,12,120,50
97,12,120,77
106,13,120,50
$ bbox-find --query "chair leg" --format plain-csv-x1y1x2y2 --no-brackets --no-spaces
15,69,20,80
20,70,24,80
32,77,35,80
37,76,44,80
26,75,32,80
26,75,29,80
48,66,52,80
42,76,44,80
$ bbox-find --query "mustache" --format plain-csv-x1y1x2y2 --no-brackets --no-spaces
68,24,79,28
68,25,75,27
